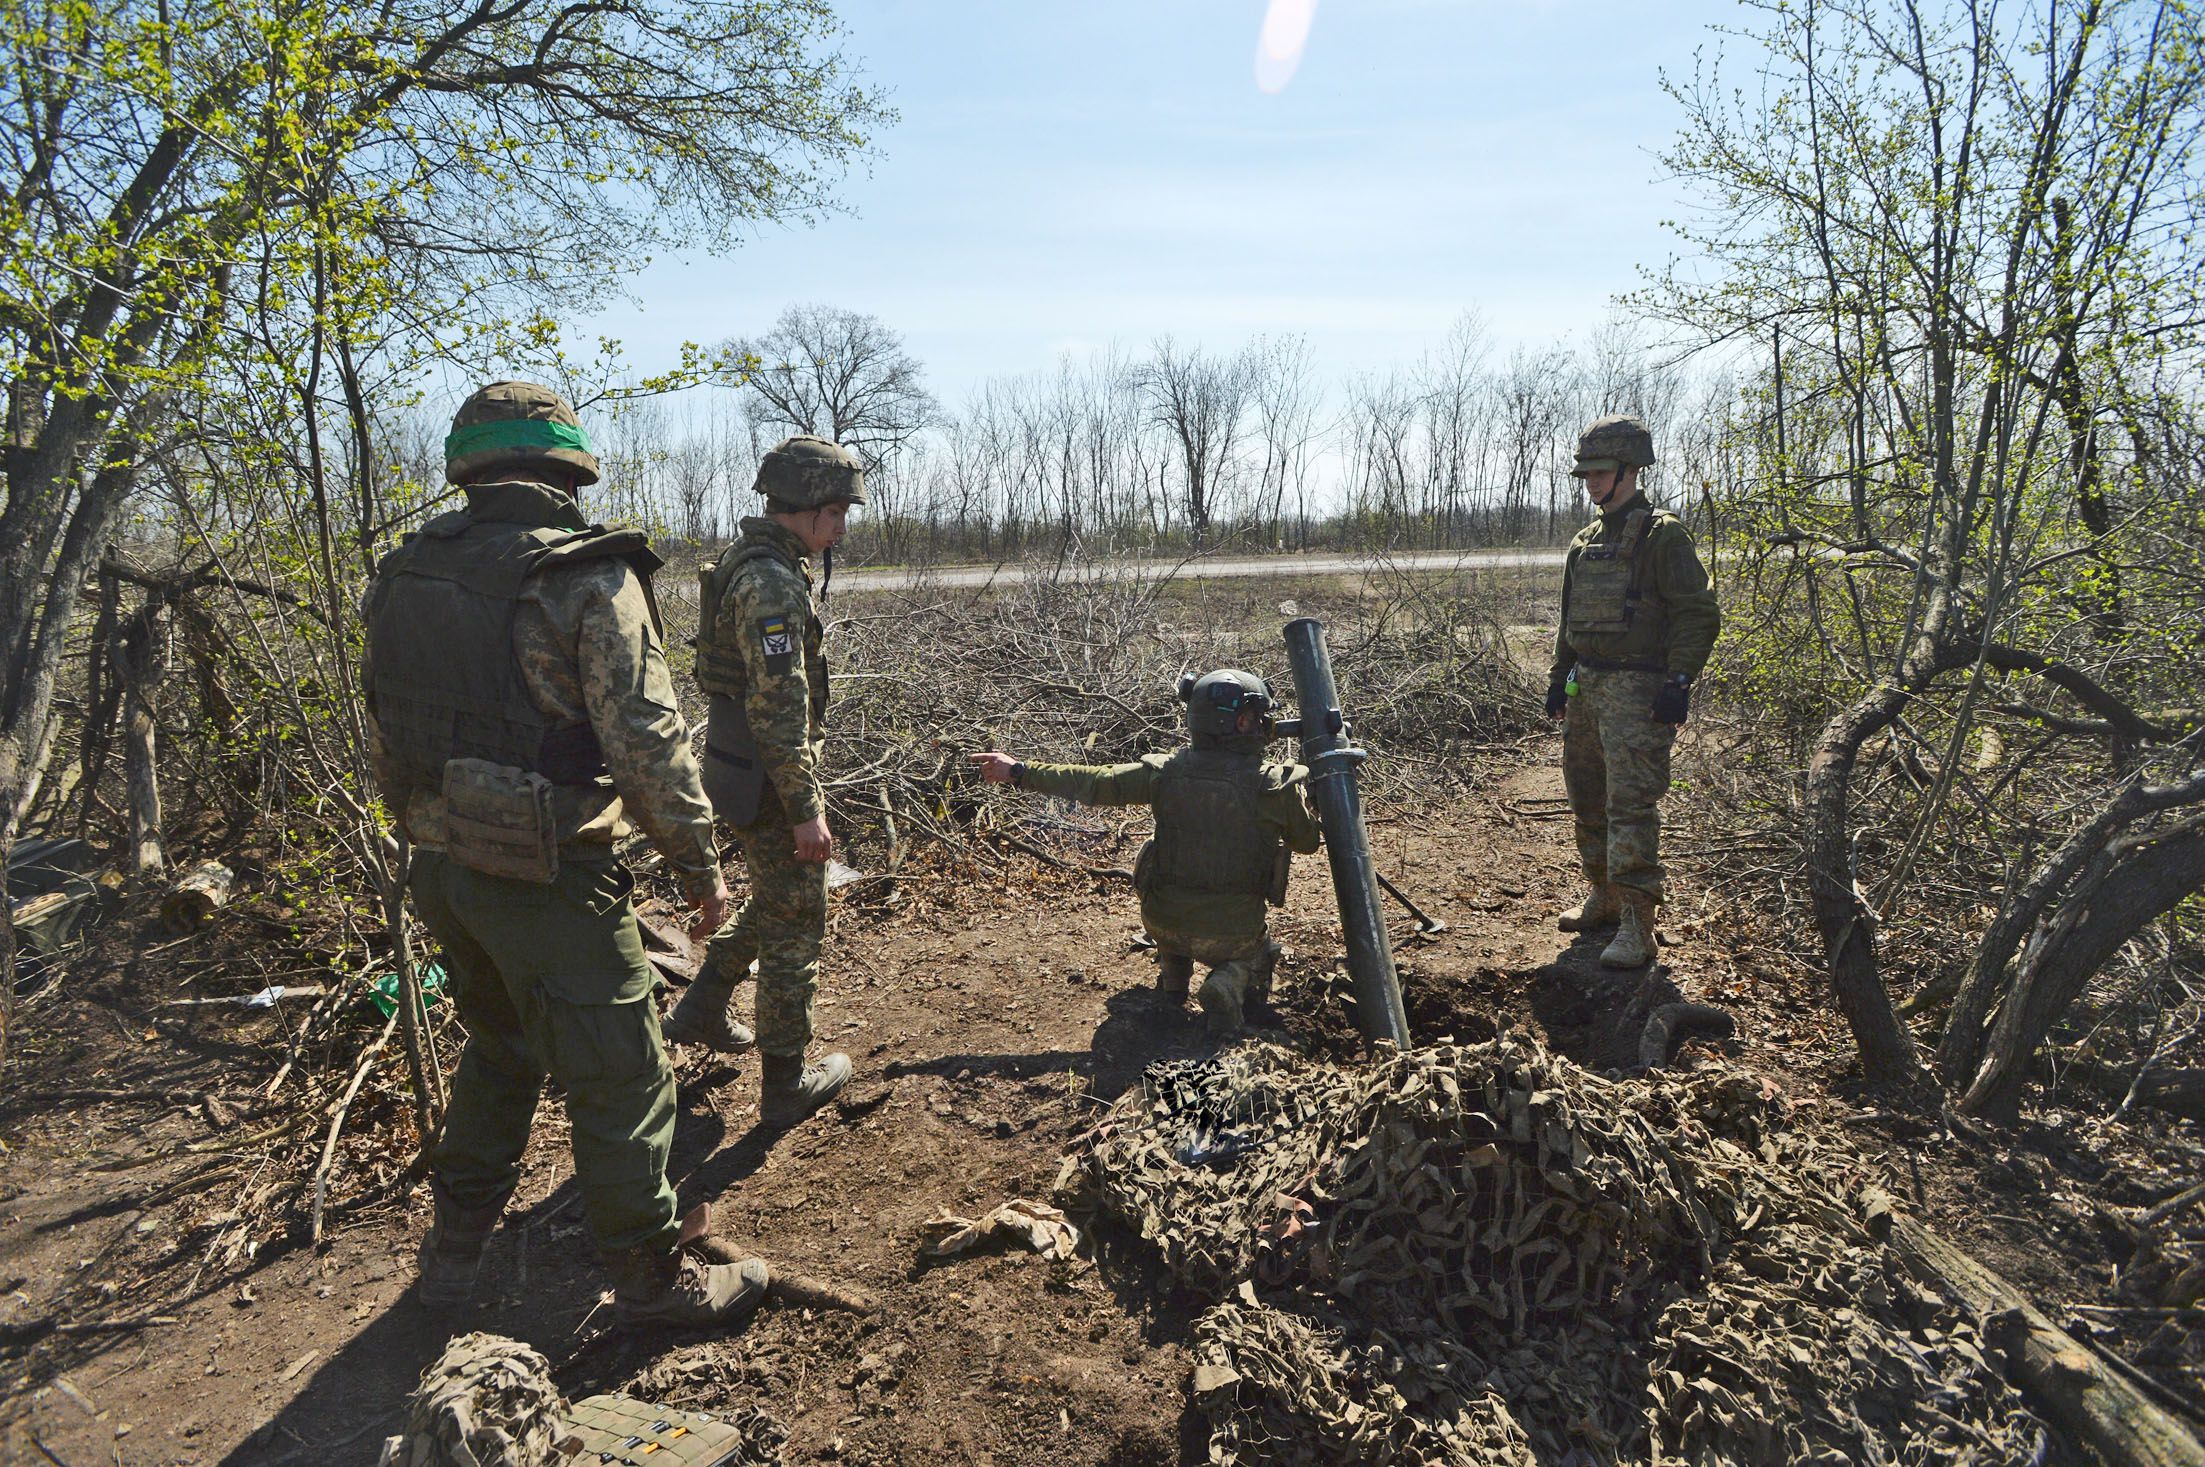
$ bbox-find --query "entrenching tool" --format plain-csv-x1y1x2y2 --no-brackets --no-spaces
1279,617,1412,1048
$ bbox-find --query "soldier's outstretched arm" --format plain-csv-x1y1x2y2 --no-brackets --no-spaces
567,562,722,903
1008,757,1160,808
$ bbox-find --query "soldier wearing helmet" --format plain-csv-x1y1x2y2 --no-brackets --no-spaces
364,381,799,1327
968,669,1321,1036
1545,413,1721,968
667,436,867,1128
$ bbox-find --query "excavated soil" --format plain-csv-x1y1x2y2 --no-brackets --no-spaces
1,750,2197,1464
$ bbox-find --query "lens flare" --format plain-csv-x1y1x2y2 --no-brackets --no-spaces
1254,0,1317,94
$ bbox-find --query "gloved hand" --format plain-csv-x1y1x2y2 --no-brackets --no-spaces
1545,679,1570,720
1651,675,1691,725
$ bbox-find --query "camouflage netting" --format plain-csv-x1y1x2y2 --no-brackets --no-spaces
1058,1034,2051,1465
379,1333,565,1467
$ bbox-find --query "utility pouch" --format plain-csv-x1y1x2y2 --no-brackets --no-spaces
1132,838,1157,897
701,692,766,828
1265,843,1292,907
441,757,559,883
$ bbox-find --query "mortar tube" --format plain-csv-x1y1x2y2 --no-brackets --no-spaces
1282,617,1411,1049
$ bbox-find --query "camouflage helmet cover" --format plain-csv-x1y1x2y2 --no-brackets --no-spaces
1175,668,1275,739
1570,413,1656,478
755,435,869,509
444,380,601,487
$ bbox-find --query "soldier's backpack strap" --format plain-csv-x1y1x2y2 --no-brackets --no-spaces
1620,507,1678,624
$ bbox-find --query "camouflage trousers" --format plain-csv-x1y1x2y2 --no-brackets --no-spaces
701,788,826,1058
1151,925,1277,1013
1561,666,1678,902
411,851,679,1254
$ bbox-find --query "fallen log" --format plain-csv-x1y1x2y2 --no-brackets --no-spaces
159,860,234,934
1889,1215,2205,1467
2057,1059,2205,1123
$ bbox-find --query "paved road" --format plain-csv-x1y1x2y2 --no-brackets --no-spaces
830,547,1564,592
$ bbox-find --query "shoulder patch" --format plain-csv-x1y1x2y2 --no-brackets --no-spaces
758,614,796,675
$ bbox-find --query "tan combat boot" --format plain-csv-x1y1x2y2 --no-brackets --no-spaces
760,1050,851,1128
1599,891,1658,968
414,1181,510,1309
610,1207,770,1328
1197,964,1248,1038
663,977,755,1053
1558,882,1622,932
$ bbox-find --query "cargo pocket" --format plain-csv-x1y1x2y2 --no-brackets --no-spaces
533,967,658,1089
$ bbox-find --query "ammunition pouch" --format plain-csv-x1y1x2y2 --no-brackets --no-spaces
701,693,766,828
441,758,559,883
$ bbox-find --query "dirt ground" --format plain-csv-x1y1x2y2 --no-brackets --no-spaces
2,738,2199,1465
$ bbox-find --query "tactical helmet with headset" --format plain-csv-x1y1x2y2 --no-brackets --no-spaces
1175,669,1276,740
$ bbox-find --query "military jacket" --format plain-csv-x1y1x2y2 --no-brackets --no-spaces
362,479,720,901
1018,740,1321,943
1549,491,1722,683
694,517,827,826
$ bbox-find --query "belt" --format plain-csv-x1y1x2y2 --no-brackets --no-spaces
1574,656,1664,673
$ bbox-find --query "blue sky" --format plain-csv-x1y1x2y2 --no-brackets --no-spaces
581,0,1747,405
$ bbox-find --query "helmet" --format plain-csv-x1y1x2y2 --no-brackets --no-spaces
444,381,600,487
1570,413,1656,478
755,436,868,509
1176,668,1275,739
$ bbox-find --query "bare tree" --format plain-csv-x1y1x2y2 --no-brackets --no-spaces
1138,338,1251,547
732,304,938,472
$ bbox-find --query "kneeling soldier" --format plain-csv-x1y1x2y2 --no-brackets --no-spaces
970,670,1321,1035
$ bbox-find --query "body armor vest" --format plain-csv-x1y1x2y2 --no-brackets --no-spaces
365,510,657,798
1565,506,1675,639
695,535,824,827
1146,747,1282,902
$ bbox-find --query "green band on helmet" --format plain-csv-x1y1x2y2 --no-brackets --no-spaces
444,418,593,460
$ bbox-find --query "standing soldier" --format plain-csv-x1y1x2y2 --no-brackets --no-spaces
665,437,858,1128
968,670,1322,1036
365,381,777,1326
1545,414,1721,968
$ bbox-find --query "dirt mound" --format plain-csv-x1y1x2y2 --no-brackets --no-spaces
1062,1034,2047,1465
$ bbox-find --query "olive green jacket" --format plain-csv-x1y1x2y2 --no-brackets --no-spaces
1017,748,1321,943
1548,491,1722,683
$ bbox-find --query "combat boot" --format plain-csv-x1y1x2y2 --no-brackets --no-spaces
1155,953,1193,1004
663,977,755,1053
1197,964,1247,1039
414,1180,509,1309
1599,891,1658,969
1248,941,1283,1009
1558,882,1622,932
609,1209,770,1328
760,1050,850,1128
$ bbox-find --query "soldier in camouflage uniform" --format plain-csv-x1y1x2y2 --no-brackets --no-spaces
665,436,861,1128
1544,414,1722,968
364,382,775,1327
970,670,1322,1036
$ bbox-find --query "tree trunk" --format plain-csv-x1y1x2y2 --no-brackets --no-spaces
1960,821,2205,1120
1943,766,2205,1086
1889,1216,2205,1467
1804,693,1928,1086
114,599,167,875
